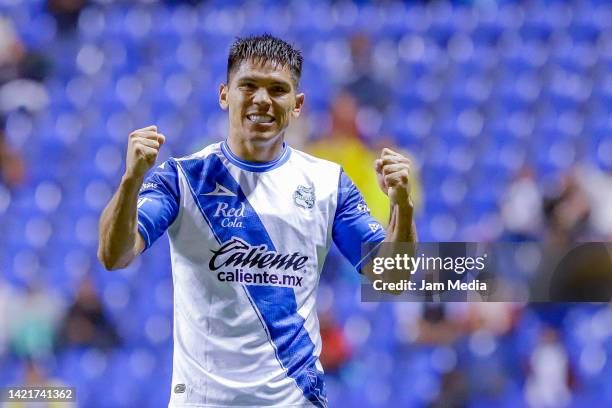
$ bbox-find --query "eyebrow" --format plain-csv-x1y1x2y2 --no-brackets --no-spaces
237,76,291,88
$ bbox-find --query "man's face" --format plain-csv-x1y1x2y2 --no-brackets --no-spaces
219,59,304,145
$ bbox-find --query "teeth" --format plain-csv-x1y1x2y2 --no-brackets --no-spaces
248,115,274,124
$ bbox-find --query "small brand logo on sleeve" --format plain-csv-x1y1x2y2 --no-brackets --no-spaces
174,384,186,394
357,202,370,213
139,182,158,192
369,223,381,233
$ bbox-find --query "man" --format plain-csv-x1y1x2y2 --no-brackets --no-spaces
98,34,416,408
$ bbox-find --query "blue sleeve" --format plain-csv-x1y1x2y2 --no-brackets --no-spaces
332,169,386,271
137,159,180,251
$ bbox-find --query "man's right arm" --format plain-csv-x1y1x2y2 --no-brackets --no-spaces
97,125,165,270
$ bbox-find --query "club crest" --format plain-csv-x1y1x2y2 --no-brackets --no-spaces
293,185,315,209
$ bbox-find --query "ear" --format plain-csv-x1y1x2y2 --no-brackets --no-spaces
219,83,228,110
292,92,305,118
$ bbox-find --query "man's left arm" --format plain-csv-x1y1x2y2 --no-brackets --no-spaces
331,147,417,282
356,148,419,294
375,148,418,244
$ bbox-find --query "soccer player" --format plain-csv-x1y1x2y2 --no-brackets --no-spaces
98,34,417,408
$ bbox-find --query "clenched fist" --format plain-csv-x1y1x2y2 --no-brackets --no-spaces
125,125,165,179
375,148,412,207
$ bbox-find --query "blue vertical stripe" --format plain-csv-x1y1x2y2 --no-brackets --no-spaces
177,154,327,407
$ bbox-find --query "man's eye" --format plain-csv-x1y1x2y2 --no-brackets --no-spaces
271,86,287,93
240,83,256,90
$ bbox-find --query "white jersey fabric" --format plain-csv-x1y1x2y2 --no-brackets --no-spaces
137,141,386,408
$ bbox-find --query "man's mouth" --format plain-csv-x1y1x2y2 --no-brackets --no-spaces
247,114,275,124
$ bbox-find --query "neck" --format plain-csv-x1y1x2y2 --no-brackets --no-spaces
227,133,285,162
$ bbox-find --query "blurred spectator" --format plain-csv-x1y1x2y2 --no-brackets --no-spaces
0,278,17,356
548,242,612,302
0,120,25,188
465,303,519,336
58,276,121,351
0,17,50,113
319,312,351,374
414,304,467,345
524,327,573,408
0,16,25,85
429,368,469,408
307,92,421,224
543,170,591,244
46,0,87,34
413,303,517,346
344,32,390,114
307,92,389,223
500,167,543,241
576,162,612,240
10,283,65,360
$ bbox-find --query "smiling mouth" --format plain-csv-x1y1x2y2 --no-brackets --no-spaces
247,114,275,124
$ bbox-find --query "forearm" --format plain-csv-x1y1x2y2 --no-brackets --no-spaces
97,174,144,270
365,201,417,294
385,201,417,243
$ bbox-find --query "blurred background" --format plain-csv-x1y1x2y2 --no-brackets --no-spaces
1,0,612,407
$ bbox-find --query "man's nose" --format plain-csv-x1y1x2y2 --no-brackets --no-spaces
252,87,271,106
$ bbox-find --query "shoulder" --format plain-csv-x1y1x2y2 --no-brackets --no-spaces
174,142,222,163
145,143,222,183
289,147,342,174
169,142,225,174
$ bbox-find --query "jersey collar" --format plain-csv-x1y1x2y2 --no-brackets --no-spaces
220,140,291,172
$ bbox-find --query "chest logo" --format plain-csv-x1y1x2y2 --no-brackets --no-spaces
293,185,315,209
214,202,245,228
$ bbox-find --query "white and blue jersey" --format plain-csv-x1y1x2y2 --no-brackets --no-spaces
137,141,386,408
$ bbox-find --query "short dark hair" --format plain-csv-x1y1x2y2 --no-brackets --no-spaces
227,34,303,86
